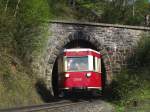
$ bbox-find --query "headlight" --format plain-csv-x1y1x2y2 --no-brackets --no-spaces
86,73,91,78
65,73,70,78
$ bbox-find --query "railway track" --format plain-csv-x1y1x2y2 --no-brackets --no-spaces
0,100,89,112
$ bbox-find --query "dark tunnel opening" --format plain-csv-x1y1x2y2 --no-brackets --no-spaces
64,39,98,50
52,39,107,97
52,57,59,96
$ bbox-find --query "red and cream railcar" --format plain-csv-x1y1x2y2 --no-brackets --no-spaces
58,48,102,92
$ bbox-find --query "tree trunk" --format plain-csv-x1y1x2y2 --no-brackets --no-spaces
14,0,21,17
4,0,9,12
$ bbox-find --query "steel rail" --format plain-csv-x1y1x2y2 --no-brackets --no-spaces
0,100,89,112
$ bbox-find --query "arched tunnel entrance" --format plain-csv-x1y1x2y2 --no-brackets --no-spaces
64,39,98,50
52,39,106,96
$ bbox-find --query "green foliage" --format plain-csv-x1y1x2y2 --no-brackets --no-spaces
0,0,52,108
18,0,50,23
0,0,53,64
47,0,77,20
0,15,16,55
0,0,78,108
100,0,150,25
107,35,150,111
135,36,150,67
0,0,150,109
0,55,42,108
76,0,150,25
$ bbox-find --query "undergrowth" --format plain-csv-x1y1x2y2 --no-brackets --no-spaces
105,35,150,112
0,54,43,108
0,0,79,108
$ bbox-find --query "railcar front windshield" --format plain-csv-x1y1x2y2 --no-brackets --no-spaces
66,57,89,71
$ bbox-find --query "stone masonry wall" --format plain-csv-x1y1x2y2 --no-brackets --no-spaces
35,21,150,95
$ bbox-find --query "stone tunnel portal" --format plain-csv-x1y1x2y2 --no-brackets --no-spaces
52,39,106,96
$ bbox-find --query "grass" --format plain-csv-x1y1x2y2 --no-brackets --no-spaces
0,53,43,108
0,0,78,108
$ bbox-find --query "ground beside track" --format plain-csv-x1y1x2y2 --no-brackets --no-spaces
47,99,114,112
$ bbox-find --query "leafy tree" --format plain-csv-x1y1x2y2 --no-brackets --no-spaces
100,0,150,25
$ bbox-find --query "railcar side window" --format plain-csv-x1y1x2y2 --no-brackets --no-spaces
93,56,101,73
95,57,98,72
64,57,67,72
98,59,101,73
93,56,95,70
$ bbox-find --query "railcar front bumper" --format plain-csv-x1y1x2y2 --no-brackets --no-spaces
61,87,102,91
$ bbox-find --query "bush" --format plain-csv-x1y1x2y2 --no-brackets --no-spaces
106,35,150,111
0,54,43,108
